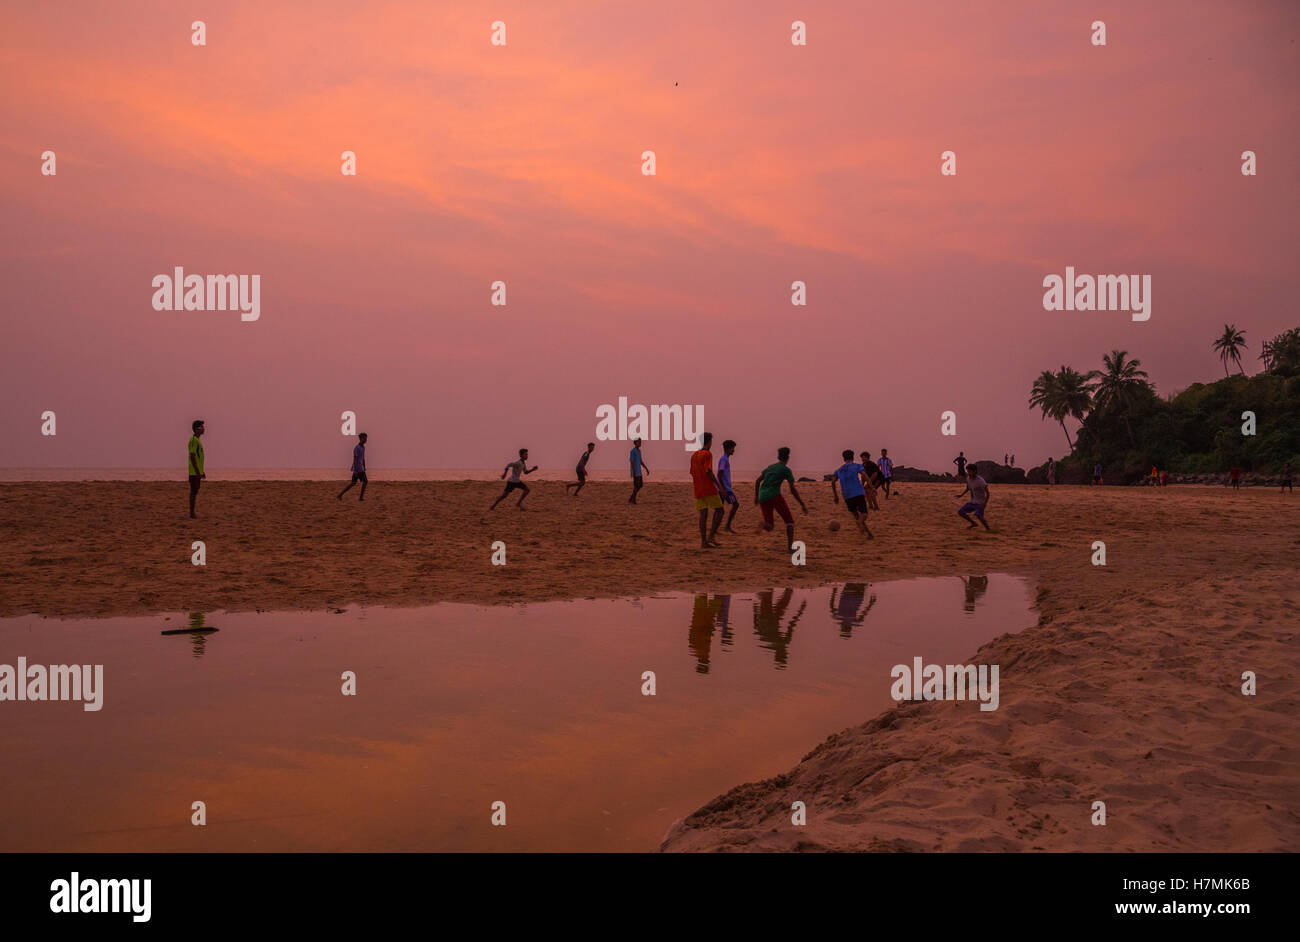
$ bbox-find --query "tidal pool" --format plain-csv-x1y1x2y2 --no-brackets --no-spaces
0,574,1033,852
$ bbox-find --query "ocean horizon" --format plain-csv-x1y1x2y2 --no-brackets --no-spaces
0,467,714,483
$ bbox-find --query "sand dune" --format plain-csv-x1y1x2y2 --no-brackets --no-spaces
661,564,1298,851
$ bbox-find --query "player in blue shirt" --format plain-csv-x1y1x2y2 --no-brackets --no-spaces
628,438,650,504
829,449,873,537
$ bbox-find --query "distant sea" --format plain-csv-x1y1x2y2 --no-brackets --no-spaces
0,468,720,483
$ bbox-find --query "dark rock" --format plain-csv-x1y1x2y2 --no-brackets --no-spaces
971,461,1026,485
890,465,956,483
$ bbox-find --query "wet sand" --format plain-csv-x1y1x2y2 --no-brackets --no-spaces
2,481,1297,851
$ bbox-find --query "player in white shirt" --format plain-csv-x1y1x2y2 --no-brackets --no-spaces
878,449,895,498
956,465,991,531
490,448,538,510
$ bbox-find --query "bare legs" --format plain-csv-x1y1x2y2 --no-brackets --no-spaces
699,508,723,548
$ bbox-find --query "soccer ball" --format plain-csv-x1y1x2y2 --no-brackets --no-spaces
829,520,841,532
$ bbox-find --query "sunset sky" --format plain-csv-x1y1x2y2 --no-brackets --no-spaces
1,0,1296,473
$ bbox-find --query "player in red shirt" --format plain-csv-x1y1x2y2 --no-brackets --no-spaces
690,432,725,549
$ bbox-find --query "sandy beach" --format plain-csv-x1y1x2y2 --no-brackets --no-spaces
2,480,1297,852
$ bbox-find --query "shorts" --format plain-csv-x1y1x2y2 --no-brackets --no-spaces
189,475,202,494
351,471,368,484
694,494,724,511
760,494,794,527
958,501,985,519
721,489,738,505
504,480,526,493
844,494,868,515
574,467,587,482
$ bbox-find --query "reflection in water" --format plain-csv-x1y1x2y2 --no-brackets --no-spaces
159,612,218,657
829,583,877,639
958,575,990,613
752,589,807,670
0,574,1034,853
688,594,734,674
691,577,994,672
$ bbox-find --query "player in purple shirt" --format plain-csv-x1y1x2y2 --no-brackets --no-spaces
717,439,739,531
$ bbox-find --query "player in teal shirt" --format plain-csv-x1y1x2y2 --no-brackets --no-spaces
754,446,807,551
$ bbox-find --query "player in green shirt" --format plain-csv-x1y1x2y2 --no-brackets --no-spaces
188,419,205,518
753,446,807,551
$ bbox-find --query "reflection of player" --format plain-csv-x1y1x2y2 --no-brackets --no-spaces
752,588,807,669
958,575,989,613
829,583,876,638
716,594,733,646
160,611,219,657
687,593,732,674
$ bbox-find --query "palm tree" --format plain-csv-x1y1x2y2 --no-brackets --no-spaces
1029,366,1095,450
1092,349,1151,446
1212,324,1247,376
1260,327,1300,377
